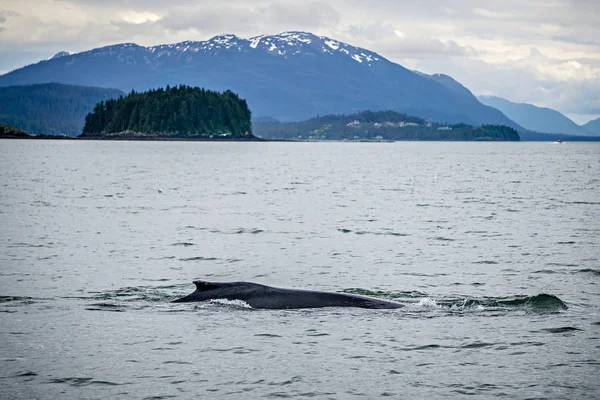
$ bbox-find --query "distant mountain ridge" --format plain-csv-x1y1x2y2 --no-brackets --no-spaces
583,117,600,135
478,95,594,136
0,83,123,135
416,72,477,100
0,31,524,130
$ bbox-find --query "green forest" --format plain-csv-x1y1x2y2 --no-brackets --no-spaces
82,85,253,139
0,83,124,136
254,111,520,141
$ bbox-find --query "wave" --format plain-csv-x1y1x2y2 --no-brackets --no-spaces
539,327,582,333
179,256,219,262
82,285,187,303
337,228,410,236
48,377,128,387
577,268,600,276
0,295,38,304
409,294,568,312
344,289,568,312
85,303,127,312
457,294,568,311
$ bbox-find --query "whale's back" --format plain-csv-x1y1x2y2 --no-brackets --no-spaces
245,288,403,309
173,280,403,309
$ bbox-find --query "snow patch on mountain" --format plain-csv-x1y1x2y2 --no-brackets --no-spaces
249,35,264,49
324,40,340,50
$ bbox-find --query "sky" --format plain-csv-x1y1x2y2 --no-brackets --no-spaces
1,0,599,124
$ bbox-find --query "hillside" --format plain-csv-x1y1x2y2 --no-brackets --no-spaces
81,85,253,139
0,32,523,130
478,96,593,136
0,123,29,138
0,83,123,136
418,72,478,100
253,110,520,141
582,117,600,135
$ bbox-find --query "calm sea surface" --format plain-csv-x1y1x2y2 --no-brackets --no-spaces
1,140,599,399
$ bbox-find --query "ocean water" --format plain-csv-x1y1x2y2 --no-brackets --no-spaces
0,140,599,399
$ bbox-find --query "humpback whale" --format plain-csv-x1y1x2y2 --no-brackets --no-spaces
172,280,404,309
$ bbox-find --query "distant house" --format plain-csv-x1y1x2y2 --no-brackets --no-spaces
346,120,361,127
436,126,452,131
404,122,419,127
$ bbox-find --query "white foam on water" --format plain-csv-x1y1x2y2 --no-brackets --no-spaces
209,298,253,308
417,297,439,308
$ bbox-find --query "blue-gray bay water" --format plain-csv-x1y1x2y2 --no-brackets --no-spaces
1,140,599,399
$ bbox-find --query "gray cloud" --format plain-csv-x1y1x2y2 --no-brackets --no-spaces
260,2,340,29
109,2,340,43
387,39,472,59
552,35,600,47
154,5,259,33
0,9,19,32
346,23,473,59
346,23,396,41
156,2,340,34
110,19,162,39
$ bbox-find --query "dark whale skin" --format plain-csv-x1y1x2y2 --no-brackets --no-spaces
172,280,404,309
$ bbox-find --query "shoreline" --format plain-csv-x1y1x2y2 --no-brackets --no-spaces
0,135,267,142
2,135,599,143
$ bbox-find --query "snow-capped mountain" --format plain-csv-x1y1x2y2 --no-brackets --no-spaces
81,32,383,66
0,31,521,128
249,32,380,63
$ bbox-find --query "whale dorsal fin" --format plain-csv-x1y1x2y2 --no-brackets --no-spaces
192,280,226,291
192,280,265,292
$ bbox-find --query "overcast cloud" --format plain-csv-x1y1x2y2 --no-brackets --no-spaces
0,0,598,123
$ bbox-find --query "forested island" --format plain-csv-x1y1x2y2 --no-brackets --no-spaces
81,85,255,140
254,111,520,141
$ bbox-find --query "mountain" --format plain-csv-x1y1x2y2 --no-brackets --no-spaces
417,72,477,100
582,117,600,135
0,32,523,129
0,83,123,136
478,95,594,136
